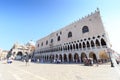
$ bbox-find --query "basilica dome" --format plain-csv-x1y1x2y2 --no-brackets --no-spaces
26,40,35,46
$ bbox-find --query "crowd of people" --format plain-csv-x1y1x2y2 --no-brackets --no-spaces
83,58,94,66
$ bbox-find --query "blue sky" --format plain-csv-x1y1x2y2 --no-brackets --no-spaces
0,0,120,53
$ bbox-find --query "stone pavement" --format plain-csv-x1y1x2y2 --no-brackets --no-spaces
0,60,120,80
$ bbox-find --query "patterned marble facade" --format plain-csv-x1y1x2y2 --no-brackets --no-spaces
34,9,111,63
9,41,35,60
0,49,8,60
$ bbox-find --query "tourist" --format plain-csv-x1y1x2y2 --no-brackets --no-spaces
25,56,29,66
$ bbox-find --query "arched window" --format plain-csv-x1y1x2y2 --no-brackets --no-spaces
65,46,67,50
60,47,62,51
57,36,60,41
51,39,53,43
46,40,48,45
68,45,70,50
63,46,65,50
82,26,89,33
101,38,106,46
70,45,72,50
68,31,72,38
41,42,43,46
79,43,82,49
73,44,75,49
91,40,95,47
87,41,90,48
83,42,86,48
76,43,78,49
96,39,100,47
37,44,39,47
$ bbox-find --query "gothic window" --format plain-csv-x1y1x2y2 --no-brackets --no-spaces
79,43,82,48
73,44,75,49
61,47,62,51
101,38,106,46
41,42,43,46
57,36,60,41
68,45,70,50
82,26,89,33
68,31,72,38
96,39,100,47
51,39,53,43
83,42,86,48
70,45,72,50
60,31,62,35
76,43,78,49
91,40,95,47
37,44,39,47
46,40,48,45
87,41,90,48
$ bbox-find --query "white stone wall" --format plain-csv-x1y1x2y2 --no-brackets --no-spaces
34,10,110,62
36,10,107,50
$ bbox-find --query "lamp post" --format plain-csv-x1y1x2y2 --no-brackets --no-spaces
107,48,114,67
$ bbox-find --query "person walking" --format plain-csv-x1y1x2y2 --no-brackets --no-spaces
25,55,29,66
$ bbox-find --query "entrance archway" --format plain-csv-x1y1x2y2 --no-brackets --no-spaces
56,54,58,59
47,55,49,61
89,52,97,63
81,52,87,63
50,55,54,63
45,56,47,61
74,53,79,63
99,50,109,59
16,52,23,60
64,54,67,62
68,53,73,63
59,54,62,62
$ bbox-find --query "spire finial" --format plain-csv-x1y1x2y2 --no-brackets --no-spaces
97,8,99,11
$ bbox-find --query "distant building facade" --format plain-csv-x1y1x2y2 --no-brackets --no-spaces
0,49,8,60
34,9,111,63
9,41,35,60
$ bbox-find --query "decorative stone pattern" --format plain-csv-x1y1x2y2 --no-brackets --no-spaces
34,9,111,63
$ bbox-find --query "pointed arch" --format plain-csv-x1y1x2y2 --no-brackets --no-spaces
61,47,62,51
76,43,78,49
83,42,86,48
70,45,72,50
74,53,79,63
50,54,54,63
73,44,75,49
96,39,100,47
59,54,62,62
56,54,58,59
81,52,87,63
68,31,72,38
57,36,60,41
79,43,82,49
47,55,49,61
91,40,95,47
89,52,97,63
16,52,23,60
99,50,109,59
101,38,106,46
68,53,73,62
68,45,70,50
64,54,67,62
63,46,65,50
45,56,47,61
65,46,67,50
87,41,90,48
82,26,89,33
